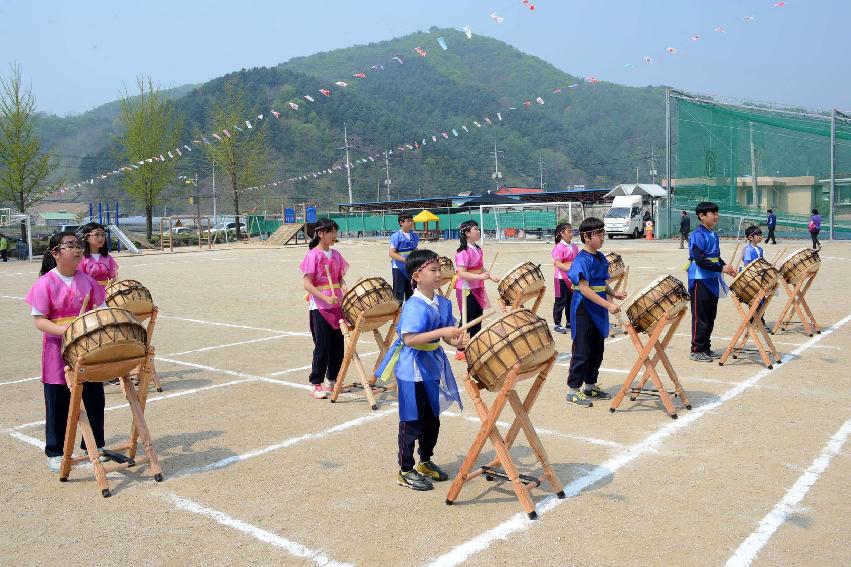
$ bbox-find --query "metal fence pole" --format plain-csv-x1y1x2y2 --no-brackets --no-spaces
830,109,836,240
666,88,672,239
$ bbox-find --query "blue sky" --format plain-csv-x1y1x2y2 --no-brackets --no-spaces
1,0,847,116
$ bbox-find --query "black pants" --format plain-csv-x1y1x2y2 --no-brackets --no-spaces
552,280,572,326
567,304,604,389
810,229,820,249
43,382,105,457
1,249,7,261
392,268,413,304
308,310,344,385
680,231,689,249
690,280,719,353
458,290,484,344
767,226,777,244
398,382,440,471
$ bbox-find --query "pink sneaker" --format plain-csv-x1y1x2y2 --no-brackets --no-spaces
323,381,336,393
311,384,327,399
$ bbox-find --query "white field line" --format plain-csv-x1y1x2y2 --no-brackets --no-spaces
164,493,352,567
10,378,255,431
8,431,43,448
0,271,37,277
171,409,395,478
267,350,379,376
672,332,838,351
0,375,40,386
443,411,623,449
725,418,851,567
157,315,309,336
166,334,290,356
0,294,25,300
425,312,851,567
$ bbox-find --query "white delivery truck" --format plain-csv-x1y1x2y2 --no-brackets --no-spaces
603,195,646,239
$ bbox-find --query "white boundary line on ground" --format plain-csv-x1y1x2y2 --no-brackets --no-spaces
0,376,40,386
166,334,290,356
163,493,352,567
8,430,43,448
442,411,623,449
172,409,396,478
0,294,25,299
725,417,851,567
157,315,309,336
425,312,851,567
157,357,312,391
671,332,838,350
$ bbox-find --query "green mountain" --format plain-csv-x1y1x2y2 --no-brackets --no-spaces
35,27,667,213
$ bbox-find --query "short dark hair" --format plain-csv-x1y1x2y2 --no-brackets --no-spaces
398,213,413,224
695,201,719,217
578,216,604,243
406,248,439,283
812,208,819,215
681,210,688,215
745,225,762,238
767,208,773,213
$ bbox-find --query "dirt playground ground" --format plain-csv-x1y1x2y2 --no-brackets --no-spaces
1,237,849,566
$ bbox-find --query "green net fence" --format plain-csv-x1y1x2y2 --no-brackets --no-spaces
672,96,851,239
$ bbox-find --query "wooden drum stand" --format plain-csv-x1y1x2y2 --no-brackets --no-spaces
610,305,692,419
330,309,399,410
771,269,821,337
60,348,163,497
445,355,566,519
719,280,783,370
132,305,162,392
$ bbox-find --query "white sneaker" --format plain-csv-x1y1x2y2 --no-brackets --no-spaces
323,381,336,393
311,384,327,399
47,456,62,473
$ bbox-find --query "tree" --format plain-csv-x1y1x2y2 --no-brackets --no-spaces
0,64,57,238
201,80,268,240
117,78,182,240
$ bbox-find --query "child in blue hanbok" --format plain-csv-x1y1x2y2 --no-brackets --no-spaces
375,249,467,491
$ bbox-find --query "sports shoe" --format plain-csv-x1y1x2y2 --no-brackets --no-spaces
397,469,434,491
704,349,722,359
454,351,466,361
311,384,327,399
566,389,593,407
323,381,336,393
583,384,612,400
47,456,62,473
690,351,713,362
416,460,449,482
98,449,111,463
553,324,568,334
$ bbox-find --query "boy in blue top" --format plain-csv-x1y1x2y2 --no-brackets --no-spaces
388,213,420,303
375,249,466,491
566,217,625,407
766,209,777,244
688,202,737,362
742,226,764,267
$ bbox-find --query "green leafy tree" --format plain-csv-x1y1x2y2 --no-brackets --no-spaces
0,63,57,238
200,80,268,239
117,78,182,240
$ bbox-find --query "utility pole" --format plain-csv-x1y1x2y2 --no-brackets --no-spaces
648,146,657,184
211,161,217,223
490,144,503,192
340,122,354,204
749,122,759,206
635,165,640,184
384,150,392,201
538,155,545,190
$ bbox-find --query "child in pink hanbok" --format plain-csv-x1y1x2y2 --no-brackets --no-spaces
551,222,579,334
453,220,499,361
301,219,349,399
25,231,107,472
78,222,119,287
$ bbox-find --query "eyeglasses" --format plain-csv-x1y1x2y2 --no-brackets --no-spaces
54,243,82,251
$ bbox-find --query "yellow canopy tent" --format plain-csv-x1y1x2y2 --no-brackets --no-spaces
413,209,441,241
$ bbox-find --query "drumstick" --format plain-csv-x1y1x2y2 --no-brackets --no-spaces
324,265,339,301
486,251,499,277
729,243,741,271
459,308,495,332
78,292,90,317
770,247,787,266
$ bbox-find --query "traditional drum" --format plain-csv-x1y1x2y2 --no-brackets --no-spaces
63,308,148,380
497,262,545,307
730,258,780,305
105,279,154,317
341,277,399,328
605,252,625,279
465,309,555,392
624,275,690,334
779,248,820,284
438,256,456,283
